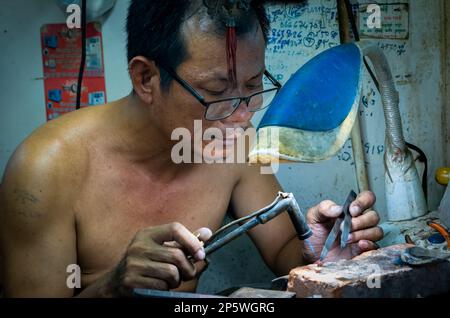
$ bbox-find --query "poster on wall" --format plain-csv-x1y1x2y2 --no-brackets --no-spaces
40,22,107,121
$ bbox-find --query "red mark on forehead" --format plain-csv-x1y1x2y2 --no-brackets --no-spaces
226,25,237,88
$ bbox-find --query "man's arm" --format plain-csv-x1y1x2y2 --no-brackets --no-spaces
0,139,79,297
230,165,303,276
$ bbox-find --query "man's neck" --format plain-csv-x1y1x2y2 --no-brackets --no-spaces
108,95,188,180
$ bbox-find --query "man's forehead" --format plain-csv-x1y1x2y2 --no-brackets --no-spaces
182,3,260,36
181,45,265,82
193,67,265,82
182,8,263,52
176,6,266,81
182,24,264,67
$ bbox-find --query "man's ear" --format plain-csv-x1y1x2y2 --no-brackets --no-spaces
128,56,160,104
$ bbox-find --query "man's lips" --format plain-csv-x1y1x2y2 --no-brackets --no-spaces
209,126,247,144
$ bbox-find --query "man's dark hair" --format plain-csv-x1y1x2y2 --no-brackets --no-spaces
126,0,270,90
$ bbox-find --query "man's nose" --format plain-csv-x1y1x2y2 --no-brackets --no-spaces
225,101,253,123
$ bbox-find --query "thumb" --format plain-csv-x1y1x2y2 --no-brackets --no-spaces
307,200,343,224
163,228,212,249
193,227,213,243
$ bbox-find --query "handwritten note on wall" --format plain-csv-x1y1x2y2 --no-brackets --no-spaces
265,0,340,83
359,3,409,39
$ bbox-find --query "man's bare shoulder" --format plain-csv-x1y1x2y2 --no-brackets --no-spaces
1,106,106,209
0,107,107,297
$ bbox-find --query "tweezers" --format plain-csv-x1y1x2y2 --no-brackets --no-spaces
319,190,357,261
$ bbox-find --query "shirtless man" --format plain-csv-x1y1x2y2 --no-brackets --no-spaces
0,0,383,297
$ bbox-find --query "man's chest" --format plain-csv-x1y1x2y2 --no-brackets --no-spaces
73,161,237,276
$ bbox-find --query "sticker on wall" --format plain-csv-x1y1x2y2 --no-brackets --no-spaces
358,3,409,40
40,22,107,121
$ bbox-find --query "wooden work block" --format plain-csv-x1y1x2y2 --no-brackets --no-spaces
288,244,450,298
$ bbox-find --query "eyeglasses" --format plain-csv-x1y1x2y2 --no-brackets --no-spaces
158,64,282,121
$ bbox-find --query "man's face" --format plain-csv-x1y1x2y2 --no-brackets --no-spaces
154,18,266,160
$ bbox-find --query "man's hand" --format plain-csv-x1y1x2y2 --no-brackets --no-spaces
303,191,383,264
106,223,212,297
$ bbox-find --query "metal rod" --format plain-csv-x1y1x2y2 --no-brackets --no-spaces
204,214,261,256
207,194,284,242
204,194,312,256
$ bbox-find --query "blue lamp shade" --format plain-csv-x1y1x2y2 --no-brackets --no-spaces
250,43,363,163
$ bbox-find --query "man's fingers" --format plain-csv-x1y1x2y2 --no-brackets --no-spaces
349,191,376,217
144,246,197,280
122,273,170,292
163,241,181,249
123,257,180,289
308,191,376,224
164,228,212,245
307,200,342,224
139,261,181,289
357,240,379,253
346,226,384,244
145,223,205,261
348,240,379,258
350,210,380,231
163,227,212,257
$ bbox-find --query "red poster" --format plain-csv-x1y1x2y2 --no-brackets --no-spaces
40,22,107,121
